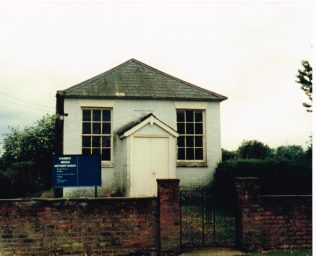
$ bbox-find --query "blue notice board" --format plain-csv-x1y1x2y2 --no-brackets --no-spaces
52,155,101,188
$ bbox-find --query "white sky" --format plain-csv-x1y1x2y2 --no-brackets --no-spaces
0,0,313,151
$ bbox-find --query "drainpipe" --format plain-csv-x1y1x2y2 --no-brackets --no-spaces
54,91,65,198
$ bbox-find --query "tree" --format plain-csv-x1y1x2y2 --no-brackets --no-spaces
296,60,312,112
0,115,56,197
237,140,272,159
222,149,238,161
1,115,56,165
295,60,312,157
275,145,304,161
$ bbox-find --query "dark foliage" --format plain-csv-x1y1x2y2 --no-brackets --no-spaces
0,172,11,198
222,149,238,161
212,159,312,210
296,60,312,112
0,115,56,198
237,140,272,159
275,145,304,161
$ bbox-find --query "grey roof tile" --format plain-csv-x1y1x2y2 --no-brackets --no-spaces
59,59,227,101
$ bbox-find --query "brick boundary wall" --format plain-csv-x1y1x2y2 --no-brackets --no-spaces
235,177,312,252
0,179,180,256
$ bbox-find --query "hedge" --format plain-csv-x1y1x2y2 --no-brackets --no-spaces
211,159,312,209
0,172,11,198
0,161,51,199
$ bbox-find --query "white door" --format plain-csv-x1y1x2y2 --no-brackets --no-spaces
131,136,169,196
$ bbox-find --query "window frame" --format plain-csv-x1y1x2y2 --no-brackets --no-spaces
81,107,113,167
176,109,207,167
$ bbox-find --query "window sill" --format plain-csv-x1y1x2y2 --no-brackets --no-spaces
176,162,208,167
101,162,113,168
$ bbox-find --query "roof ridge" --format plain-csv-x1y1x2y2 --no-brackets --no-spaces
129,59,227,100
64,59,135,94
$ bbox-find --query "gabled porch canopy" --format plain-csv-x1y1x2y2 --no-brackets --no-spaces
118,113,179,139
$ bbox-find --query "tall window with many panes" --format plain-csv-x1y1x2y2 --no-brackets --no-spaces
82,109,112,161
176,109,204,161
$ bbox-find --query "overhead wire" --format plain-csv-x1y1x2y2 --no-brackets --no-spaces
0,92,53,113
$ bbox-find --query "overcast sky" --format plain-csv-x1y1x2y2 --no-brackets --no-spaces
0,0,313,151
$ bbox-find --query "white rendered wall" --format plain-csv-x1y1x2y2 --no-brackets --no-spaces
62,98,222,196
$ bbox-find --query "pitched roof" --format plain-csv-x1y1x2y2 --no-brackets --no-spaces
58,59,227,102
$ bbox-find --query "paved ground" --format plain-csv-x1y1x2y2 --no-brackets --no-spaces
180,248,246,256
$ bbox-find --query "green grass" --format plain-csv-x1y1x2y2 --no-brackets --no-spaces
181,204,236,247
